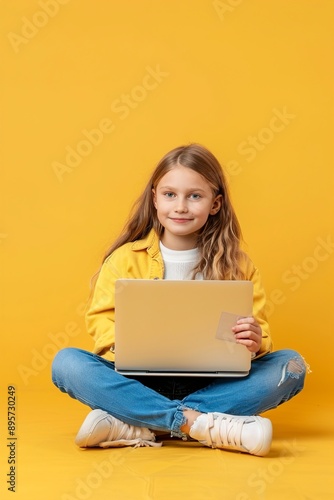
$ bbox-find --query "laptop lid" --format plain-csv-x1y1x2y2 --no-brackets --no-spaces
114,279,253,377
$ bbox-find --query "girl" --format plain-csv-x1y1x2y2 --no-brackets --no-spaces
52,144,307,456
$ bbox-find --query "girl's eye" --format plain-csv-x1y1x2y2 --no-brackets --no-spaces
189,194,201,200
164,192,175,198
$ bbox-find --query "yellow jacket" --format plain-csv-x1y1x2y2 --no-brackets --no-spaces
86,229,273,361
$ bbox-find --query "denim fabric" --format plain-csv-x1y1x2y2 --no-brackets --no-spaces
52,347,306,438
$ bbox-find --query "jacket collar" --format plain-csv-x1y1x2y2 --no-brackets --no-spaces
131,229,160,257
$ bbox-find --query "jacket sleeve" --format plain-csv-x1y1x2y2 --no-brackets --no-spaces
85,253,122,361
245,260,273,358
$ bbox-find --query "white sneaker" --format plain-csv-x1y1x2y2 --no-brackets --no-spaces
75,409,162,448
189,412,272,456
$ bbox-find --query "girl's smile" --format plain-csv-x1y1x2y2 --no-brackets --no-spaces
169,217,194,223
152,165,222,250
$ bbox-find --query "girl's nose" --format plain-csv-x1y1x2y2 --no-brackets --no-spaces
174,198,188,213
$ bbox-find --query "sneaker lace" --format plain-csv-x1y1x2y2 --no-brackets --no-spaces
206,413,245,450
106,417,156,443
99,438,162,448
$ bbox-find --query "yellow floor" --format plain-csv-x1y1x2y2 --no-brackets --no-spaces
1,383,333,500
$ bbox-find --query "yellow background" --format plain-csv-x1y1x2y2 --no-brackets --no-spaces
1,1,334,499
2,0,333,394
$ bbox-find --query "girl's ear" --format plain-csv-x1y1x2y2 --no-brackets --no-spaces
152,188,157,208
209,194,222,215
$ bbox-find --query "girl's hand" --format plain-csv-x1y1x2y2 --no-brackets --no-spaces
232,316,262,354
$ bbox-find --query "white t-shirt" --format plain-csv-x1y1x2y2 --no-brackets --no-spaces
159,241,203,280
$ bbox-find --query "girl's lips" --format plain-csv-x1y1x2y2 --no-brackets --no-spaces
170,218,193,223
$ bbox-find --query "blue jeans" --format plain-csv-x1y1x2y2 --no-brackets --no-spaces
52,347,306,438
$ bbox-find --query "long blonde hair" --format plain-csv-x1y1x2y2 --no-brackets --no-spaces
102,144,246,280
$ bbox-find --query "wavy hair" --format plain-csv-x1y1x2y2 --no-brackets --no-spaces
102,144,246,280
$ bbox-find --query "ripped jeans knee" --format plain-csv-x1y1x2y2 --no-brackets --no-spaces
278,352,310,388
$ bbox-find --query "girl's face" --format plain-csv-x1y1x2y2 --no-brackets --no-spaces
152,165,222,250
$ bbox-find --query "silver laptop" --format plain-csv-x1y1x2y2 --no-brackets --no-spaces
114,279,253,377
